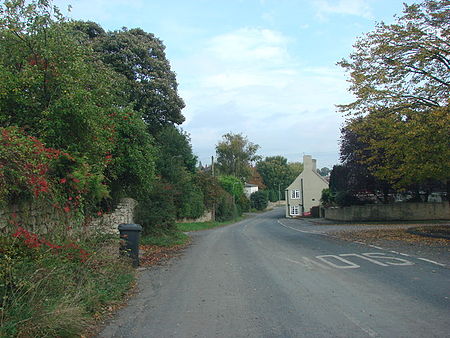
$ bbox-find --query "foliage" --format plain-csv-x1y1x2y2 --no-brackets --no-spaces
320,188,335,207
0,127,108,216
93,27,185,133
0,232,134,337
217,175,244,200
317,167,331,176
215,190,237,222
256,156,297,200
0,1,118,168
334,191,362,207
288,162,303,177
134,178,176,234
247,166,266,189
235,193,251,214
338,0,450,190
250,190,268,211
104,108,156,201
194,171,222,211
215,133,260,181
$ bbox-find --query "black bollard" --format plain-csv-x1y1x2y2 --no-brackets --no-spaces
118,223,143,267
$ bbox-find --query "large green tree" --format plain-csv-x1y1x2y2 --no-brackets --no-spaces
215,133,260,181
338,0,450,190
256,156,296,200
93,27,185,133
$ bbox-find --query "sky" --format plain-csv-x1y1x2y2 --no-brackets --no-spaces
54,0,418,168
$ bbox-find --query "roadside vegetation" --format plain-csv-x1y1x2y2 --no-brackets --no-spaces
0,231,134,337
324,0,449,207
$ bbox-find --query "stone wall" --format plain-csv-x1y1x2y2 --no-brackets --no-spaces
178,210,213,224
0,197,138,235
325,202,450,221
0,201,79,234
90,198,138,234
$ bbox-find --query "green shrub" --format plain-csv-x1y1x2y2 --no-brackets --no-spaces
215,191,238,221
236,194,251,214
250,191,268,210
134,179,176,235
320,188,335,207
334,191,360,207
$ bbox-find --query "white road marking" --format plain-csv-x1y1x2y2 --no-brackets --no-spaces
368,245,384,250
342,312,379,337
340,253,388,266
417,258,446,267
277,220,324,235
398,253,410,257
362,253,413,266
316,255,360,269
282,256,331,270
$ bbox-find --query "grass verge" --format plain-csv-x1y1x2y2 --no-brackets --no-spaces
0,231,135,337
177,217,244,232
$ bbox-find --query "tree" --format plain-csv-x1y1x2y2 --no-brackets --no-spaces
317,167,330,176
0,1,117,167
215,133,260,181
93,27,185,133
338,0,450,191
288,162,303,177
256,156,296,201
217,175,244,201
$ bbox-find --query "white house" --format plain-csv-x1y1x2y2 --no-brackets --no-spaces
244,183,259,198
285,155,329,217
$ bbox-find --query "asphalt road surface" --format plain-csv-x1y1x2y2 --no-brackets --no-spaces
99,208,450,338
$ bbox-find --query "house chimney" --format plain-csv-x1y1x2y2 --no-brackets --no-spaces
303,155,313,171
312,159,317,172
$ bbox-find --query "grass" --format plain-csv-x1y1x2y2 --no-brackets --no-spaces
140,229,190,247
0,231,135,337
176,216,244,232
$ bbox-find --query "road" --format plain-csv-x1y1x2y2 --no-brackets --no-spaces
99,208,450,338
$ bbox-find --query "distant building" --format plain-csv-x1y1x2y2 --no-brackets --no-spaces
285,155,329,217
244,183,259,198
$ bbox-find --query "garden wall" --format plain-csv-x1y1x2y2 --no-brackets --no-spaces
0,198,137,235
325,202,450,221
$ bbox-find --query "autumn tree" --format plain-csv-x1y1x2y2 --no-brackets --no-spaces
338,0,450,191
215,133,260,181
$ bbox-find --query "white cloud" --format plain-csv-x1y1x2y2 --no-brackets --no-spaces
313,0,373,20
174,27,351,166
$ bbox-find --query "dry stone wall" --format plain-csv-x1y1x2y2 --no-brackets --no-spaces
0,198,138,235
325,202,450,221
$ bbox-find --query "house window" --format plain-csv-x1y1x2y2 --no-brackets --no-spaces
290,205,300,216
291,190,300,199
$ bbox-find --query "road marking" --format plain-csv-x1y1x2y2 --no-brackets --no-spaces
342,312,379,337
282,256,331,270
417,258,446,267
368,245,384,250
316,255,360,269
277,220,324,235
340,253,388,266
362,252,413,266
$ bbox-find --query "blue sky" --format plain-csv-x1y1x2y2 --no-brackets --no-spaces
55,0,418,168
